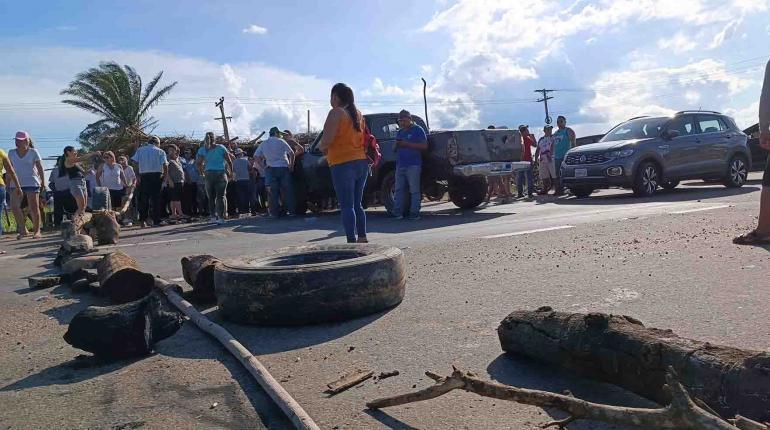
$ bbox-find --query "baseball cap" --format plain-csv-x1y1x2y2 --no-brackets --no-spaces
398,110,411,119
518,124,529,131
269,127,281,137
543,124,553,130
15,131,30,141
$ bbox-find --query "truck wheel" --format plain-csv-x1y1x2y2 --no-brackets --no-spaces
214,244,406,325
569,186,593,198
449,176,488,209
723,155,748,188
380,170,396,215
91,187,112,211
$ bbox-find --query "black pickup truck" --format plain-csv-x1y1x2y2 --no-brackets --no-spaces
294,113,525,214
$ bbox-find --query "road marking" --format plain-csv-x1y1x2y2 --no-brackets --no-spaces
101,238,189,249
669,204,731,215
482,225,574,239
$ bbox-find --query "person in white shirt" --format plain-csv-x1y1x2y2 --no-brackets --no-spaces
8,131,45,239
96,151,128,210
118,155,137,226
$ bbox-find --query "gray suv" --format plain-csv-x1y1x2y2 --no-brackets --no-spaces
561,111,749,197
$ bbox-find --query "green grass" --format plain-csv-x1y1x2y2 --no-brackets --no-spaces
1,206,53,234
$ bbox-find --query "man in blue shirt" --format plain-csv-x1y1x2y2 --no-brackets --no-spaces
552,115,576,196
393,110,428,220
131,136,168,227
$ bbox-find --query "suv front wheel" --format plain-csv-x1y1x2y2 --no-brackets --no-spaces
723,155,748,188
632,161,660,197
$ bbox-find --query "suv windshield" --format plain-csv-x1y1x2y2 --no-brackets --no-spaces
600,117,668,142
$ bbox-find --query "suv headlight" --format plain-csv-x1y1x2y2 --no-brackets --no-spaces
605,148,634,158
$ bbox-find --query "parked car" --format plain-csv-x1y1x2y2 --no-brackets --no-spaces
561,111,750,198
295,113,526,213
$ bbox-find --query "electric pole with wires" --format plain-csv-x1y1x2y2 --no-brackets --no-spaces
214,97,232,142
534,89,555,125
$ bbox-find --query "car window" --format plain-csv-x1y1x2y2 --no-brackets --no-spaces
667,115,696,136
697,115,726,134
368,116,399,141
600,117,667,142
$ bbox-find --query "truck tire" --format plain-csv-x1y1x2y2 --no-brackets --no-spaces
449,176,487,209
380,170,397,215
91,187,112,211
214,244,406,325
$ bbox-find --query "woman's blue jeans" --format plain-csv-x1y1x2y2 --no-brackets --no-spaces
330,159,368,243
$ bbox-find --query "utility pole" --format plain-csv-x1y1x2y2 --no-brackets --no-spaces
307,109,310,135
534,89,555,125
214,97,232,142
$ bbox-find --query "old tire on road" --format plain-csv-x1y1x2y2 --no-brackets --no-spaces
449,176,488,209
214,244,406,325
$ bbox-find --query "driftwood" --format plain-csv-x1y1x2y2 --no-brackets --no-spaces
83,210,120,245
54,234,95,267
367,367,768,430
497,308,770,423
97,252,154,303
63,289,184,359
61,255,104,274
180,255,221,301
154,277,321,430
326,369,373,395
28,276,61,289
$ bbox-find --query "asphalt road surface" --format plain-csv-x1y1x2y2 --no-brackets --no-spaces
2,177,769,430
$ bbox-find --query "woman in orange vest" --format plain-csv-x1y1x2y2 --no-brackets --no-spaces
319,83,369,243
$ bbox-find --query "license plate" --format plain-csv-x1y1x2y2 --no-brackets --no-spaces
574,169,588,178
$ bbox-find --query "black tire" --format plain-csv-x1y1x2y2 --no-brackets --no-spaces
570,186,593,198
661,180,679,190
380,169,397,215
632,161,660,197
449,176,488,209
214,244,406,325
91,187,112,211
723,155,748,188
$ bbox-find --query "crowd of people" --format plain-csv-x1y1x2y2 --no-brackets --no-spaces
1,80,579,246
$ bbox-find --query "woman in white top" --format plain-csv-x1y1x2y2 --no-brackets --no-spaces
8,131,45,239
96,151,128,210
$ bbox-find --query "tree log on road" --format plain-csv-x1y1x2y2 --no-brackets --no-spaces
497,307,770,423
180,255,220,302
367,367,769,430
97,252,155,303
83,210,120,245
63,289,184,359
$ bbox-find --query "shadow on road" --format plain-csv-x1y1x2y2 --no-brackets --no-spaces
486,353,655,429
364,409,419,430
0,355,142,392
534,184,758,206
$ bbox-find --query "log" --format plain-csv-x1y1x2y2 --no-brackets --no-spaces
63,289,185,359
97,252,155,304
154,277,321,430
180,255,220,301
62,234,93,253
84,210,120,245
497,308,770,423
28,276,61,289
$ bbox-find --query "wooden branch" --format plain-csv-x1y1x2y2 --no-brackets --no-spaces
326,369,373,395
153,277,321,430
367,367,763,430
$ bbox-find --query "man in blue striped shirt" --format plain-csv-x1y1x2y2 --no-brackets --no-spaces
131,136,168,227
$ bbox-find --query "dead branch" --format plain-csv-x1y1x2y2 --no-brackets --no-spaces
367,366,768,430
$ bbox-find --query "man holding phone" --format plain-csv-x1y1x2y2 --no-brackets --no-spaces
392,110,428,220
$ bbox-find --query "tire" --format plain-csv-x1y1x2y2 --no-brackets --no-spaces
632,161,660,197
723,155,748,188
214,244,406,325
380,169,396,215
449,176,488,209
661,180,679,190
91,187,112,211
570,186,593,198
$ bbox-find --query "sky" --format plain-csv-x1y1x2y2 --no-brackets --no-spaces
1,0,769,166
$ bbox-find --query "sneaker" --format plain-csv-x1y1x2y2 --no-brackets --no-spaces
394,215,404,220
210,216,218,224
408,215,421,221
124,221,133,227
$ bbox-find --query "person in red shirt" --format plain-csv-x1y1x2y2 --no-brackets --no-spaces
516,125,537,198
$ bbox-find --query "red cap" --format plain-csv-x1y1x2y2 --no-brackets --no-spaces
15,131,30,141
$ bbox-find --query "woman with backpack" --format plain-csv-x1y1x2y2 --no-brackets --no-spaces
318,83,369,243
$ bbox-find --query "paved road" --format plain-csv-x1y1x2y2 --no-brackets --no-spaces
1,177,769,429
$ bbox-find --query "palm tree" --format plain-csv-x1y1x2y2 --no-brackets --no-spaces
61,62,177,151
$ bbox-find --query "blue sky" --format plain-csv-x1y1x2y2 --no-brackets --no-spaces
1,0,768,165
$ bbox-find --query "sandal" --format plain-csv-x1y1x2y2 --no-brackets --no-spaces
16,233,28,240
733,230,770,245
32,232,42,239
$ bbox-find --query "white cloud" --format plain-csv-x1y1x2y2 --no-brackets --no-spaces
657,33,697,52
710,18,742,48
370,78,405,96
221,64,244,95
724,100,759,129
242,24,267,35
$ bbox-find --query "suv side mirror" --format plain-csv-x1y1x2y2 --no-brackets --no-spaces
663,129,680,140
